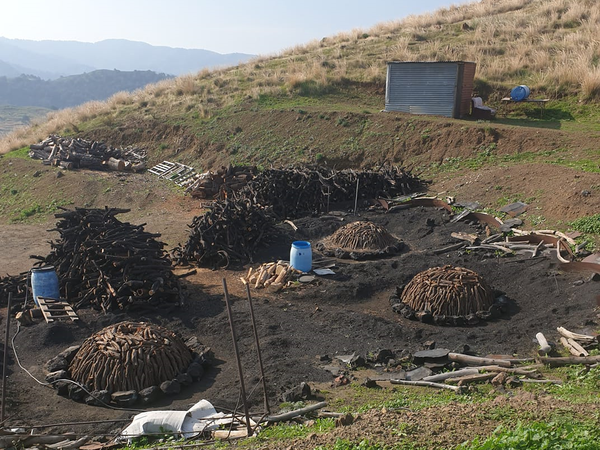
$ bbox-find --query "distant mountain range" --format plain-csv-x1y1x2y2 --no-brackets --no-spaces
0,37,255,79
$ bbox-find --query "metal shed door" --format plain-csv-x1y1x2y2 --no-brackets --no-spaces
385,63,459,117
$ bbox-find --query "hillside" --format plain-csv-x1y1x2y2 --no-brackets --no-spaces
0,0,599,226
0,70,172,109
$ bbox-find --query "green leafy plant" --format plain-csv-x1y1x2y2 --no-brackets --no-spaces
456,420,600,450
569,213,600,235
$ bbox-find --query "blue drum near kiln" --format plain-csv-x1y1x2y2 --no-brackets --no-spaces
290,241,312,272
31,266,60,306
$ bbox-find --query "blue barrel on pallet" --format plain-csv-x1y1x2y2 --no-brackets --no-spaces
290,241,312,272
31,266,60,306
510,85,530,102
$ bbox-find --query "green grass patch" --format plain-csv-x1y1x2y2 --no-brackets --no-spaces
254,417,335,442
315,438,398,450
456,419,600,450
4,146,31,159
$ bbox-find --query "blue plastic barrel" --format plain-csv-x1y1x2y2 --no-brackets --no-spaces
31,266,60,306
510,85,530,102
290,241,312,272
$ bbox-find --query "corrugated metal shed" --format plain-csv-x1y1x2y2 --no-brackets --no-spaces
385,61,476,118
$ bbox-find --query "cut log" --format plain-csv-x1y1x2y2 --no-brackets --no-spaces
445,373,496,385
539,355,600,367
535,332,552,356
422,368,479,382
560,337,589,357
390,378,464,393
106,157,125,171
556,327,596,343
450,232,479,245
265,402,327,423
447,352,513,368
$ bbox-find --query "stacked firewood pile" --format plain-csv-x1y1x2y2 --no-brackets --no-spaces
170,199,275,268
316,221,404,260
34,207,183,312
187,165,256,199
69,322,194,393
240,261,299,290
28,135,146,172
237,165,423,219
390,265,509,326
0,272,28,306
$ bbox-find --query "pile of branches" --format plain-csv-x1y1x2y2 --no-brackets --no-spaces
171,199,275,268
29,135,146,172
237,165,423,219
390,265,506,326
187,165,256,199
69,321,193,393
34,207,183,312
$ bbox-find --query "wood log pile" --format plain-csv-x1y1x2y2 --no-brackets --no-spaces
390,265,505,326
0,272,28,306
187,165,256,199
170,199,275,268
316,221,403,260
69,322,193,393
33,207,183,312
240,261,299,290
28,135,146,172
237,165,423,219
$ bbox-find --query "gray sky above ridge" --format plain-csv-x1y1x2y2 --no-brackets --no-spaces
1,0,475,55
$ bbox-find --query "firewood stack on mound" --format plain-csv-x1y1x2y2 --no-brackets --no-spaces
390,265,510,326
170,199,275,268
46,322,211,406
316,221,404,260
34,207,183,312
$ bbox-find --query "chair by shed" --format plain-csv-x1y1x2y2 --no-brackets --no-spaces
471,97,496,120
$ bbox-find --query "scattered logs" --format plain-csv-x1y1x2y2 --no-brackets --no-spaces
390,265,505,326
236,165,423,220
69,322,193,393
316,221,403,260
29,135,146,172
34,207,183,312
170,199,275,268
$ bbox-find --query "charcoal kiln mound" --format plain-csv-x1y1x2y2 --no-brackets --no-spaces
390,265,510,326
315,221,403,260
46,321,211,406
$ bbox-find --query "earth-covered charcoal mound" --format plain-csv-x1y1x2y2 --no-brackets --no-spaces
238,165,424,220
390,265,510,326
316,221,404,260
171,198,276,268
34,207,183,311
70,322,193,392
45,322,211,406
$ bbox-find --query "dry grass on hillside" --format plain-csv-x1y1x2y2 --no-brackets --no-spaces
2,0,600,154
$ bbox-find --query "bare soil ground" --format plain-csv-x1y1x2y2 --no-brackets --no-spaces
0,113,599,447
1,193,598,446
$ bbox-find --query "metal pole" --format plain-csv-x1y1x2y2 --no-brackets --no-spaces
353,176,360,216
222,279,252,437
245,283,270,414
2,292,12,422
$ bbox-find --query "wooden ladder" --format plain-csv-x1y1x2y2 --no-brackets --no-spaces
37,297,79,323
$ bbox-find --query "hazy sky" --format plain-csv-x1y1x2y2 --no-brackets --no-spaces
1,0,475,55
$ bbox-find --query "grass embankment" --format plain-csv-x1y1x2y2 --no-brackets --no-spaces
120,366,600,450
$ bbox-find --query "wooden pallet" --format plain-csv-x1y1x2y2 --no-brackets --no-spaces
37,297,79,323
148,160,198,187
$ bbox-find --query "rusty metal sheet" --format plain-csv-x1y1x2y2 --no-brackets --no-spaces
499,202,528,217
407,198,453,212
465,212,503,229
559,262,600,274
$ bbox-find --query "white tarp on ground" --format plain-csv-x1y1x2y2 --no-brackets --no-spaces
118,399,231,442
